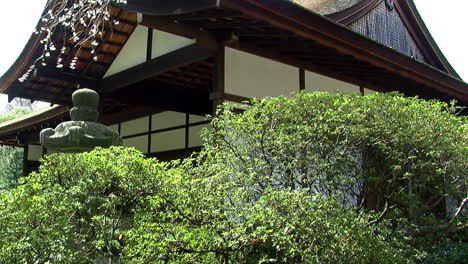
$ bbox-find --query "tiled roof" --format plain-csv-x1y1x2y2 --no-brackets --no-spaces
292,0,363,15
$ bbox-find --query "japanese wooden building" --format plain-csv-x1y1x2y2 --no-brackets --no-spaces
1,0,467,174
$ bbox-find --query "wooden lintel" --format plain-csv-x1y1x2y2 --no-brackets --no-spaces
141,15,219,51
111,80,212,116
100,44,215,93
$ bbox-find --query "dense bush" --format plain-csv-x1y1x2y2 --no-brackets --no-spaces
0,108,32,190
205,92,467,226
419,242,468,264
0,92,466,263
0,147,413,263
0,147,167,263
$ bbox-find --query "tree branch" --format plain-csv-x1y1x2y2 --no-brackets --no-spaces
416,197,468,235
366,201,391,227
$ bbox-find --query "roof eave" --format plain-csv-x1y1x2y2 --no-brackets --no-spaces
0,106,69,145
113,0,219,15
220,0,468,104
396,0,460,79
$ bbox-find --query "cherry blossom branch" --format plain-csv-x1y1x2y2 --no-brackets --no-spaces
19,0,127,82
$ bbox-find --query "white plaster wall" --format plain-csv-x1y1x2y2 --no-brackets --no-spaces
123,135,148,153
152,111,186,130
189,114,207,124
120,117,149,137
225,47,299,98
104,25,148,78
189,124,208,148
151,128,185,153
28,145,43,161
305,71,359,93
364,88,377,95
152,30,195,59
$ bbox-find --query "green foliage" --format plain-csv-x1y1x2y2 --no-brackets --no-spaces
419,242,468,264
0,147,412,263
0,146,23,190
0,92,466,263
0,108,31,190
205,92,467,224
0,108,31,123
0,147,168,263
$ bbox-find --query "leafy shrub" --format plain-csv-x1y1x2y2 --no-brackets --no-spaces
0,146,413,263
0,108,32,190
419,242,468,264
204,92,467,226
0,147,168,263
0,92,466,263
126,160,414,263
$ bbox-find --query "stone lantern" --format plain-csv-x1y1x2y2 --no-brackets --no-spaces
40,88,122,153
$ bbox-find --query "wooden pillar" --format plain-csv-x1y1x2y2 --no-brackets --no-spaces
22,144,29,177
185,113,190,150
299,68,305,91
148,115,152,154
211,48,225,115
146,28,153,61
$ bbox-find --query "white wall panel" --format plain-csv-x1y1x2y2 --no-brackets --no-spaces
152,30,195,58
364,88,377,95
123,136,148,153
305,71,359,93
152,111,186,130
121,117,149,137
189,114,206,124
225,47,299,98
189,124,208,148
28,145,43,161
151,129,185,153
104,25,148,77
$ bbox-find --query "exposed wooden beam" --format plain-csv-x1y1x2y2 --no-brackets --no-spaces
110,80,212,116
37,67,99,89
141,15,219,51
100,44,215,93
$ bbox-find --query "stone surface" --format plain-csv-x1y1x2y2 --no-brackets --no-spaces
40,89,122,153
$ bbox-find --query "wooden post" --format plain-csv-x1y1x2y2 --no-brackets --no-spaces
22,144,29,177
212,48,225,115
299,68,305,90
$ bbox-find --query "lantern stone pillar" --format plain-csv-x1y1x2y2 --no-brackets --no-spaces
40,88,122,153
